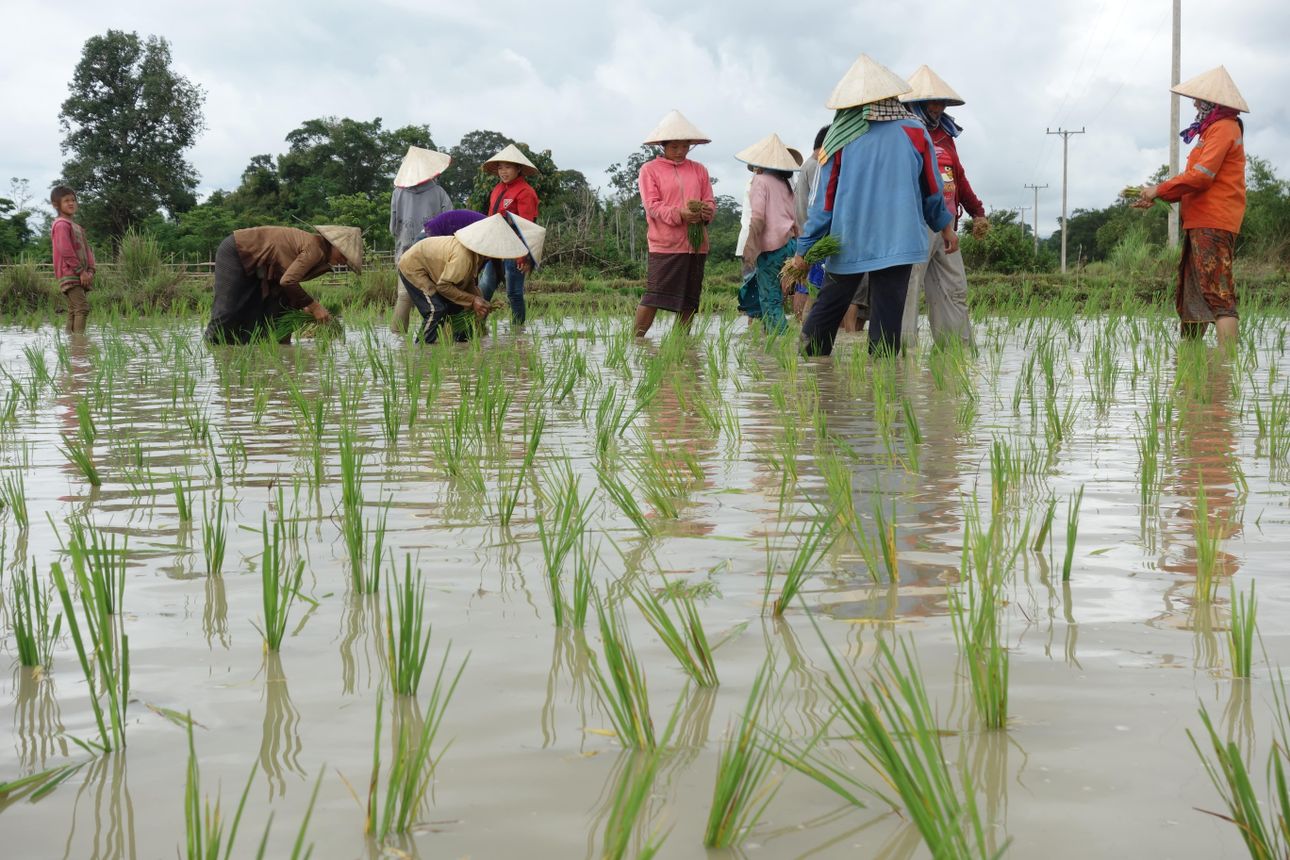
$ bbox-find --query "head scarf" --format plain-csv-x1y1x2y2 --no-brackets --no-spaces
1181,100,1241,144
909,103,963,139
818,99,918,162
424,209,486,238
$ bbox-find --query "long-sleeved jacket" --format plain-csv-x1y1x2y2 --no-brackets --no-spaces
745,172,797,258
1156,117,1246,233
793,155,821,230
638,156,715,254
488,178,539,222
51,216,96,293
798,120,951,274
390,181,453,261
232,227,332,309
930,128,985,229
397,236,482,308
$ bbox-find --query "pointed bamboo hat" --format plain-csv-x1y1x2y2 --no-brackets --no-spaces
825,54,912,110
314,225,363,273
735,133,801,172
507,213,547,265
482,144,539,177
642,110,712,145
900,65,965,106
454,214,529,259
787,147,804,167
1171,65,1249,112
393,146,452,188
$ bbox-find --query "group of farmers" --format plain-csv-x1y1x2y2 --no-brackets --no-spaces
49,53,1248,351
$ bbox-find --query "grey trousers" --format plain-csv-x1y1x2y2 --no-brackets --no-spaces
902,228,973,348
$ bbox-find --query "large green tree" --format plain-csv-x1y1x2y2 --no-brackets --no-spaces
58,30,205,241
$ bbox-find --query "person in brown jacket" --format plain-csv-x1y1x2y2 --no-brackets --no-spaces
204,225,362,344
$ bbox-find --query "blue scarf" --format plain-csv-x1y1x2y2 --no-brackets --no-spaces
910,103,963,139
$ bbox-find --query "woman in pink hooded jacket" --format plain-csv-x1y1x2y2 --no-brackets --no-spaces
634,110,716,337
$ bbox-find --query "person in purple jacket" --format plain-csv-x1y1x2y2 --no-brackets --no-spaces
793,54,957,357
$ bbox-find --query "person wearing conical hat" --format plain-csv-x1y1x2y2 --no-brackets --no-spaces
397,213,533,344
795,125,830,323
898,65,986,350
204,224,362,344
734,133,800,335
635,110,716,337
479,143,541,326
389,146,453,335
793,55,956,357
1134,66,1248,343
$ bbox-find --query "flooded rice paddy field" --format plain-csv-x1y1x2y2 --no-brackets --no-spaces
2,306,1290,859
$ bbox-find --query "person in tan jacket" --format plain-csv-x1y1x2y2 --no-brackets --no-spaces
205,225,362,344
397,212,542,344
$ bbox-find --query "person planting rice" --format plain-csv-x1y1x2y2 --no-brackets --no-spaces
49,185,96,335
389,146,453,334
793,126,830,324
635,110,716,337
1133,66,1248,345
734,134,800,335
795,54,956,357
899,65,986,349
204,224,362,344
397,212,544,344
479,144,540,327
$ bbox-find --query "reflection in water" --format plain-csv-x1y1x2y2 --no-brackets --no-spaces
258,653,304,796
1222,680,1256,761
762,617,832,738
202,571,230,648
13,668,68,771
585,749,666,860
960,729,1028,849
339,593,385,695
61,751,136,860
541,628,593,749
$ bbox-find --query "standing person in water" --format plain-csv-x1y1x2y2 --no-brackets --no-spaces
389,146,453,334
735,133,800,335
635,110,716,337
1135,66,1248,344
479,144,540,327
793,125,830,324
205,224,362,344
795,54,955,357
49,185,96,334
899,65,987,350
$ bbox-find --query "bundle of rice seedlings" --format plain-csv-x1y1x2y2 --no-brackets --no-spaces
686,200,705,252
779,235,842,282
270,302,345,342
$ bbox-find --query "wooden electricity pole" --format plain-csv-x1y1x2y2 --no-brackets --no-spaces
1168,0,1182,247
1046,128,1085,273
1024,183,1049,256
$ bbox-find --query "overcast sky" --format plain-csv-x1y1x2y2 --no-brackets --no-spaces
3,0,1286,237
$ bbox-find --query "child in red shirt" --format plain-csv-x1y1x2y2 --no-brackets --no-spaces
49,185,96,334
480,144,540,325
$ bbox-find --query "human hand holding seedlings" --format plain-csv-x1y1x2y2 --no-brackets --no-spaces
971,217,990,239
680,201,704,224
941,225,960,254
79,270,93,287
1130,184,1159,209
472,296,492,319
699,200,716,221
306,301,332,323
516,256,532,274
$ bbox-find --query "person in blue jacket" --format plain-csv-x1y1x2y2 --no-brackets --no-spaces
792,54,958,357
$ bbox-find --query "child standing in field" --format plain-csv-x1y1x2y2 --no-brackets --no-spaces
49,185,96,334
635,110,715,337
480,144,540,326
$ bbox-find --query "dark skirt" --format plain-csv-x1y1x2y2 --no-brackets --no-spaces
1176,228,1238,323
641,252,706,314
205,235,287,344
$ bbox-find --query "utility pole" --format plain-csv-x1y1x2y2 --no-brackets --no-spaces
1046,128,1085,273
1168,0,1181,247
1024,183,1049,256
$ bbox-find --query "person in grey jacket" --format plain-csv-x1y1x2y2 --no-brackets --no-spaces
389,146,453,333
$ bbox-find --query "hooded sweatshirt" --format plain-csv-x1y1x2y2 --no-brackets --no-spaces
390,181,453,261
638,156,715,254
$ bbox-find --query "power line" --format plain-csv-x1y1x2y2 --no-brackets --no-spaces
1046,128,1085,273
1024,183,1049,255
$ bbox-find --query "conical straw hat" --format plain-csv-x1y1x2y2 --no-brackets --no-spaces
482,144,539,177
786,147,804,167
825,54,912,110
735,133,801,172
454,214,529,259
393,146,452,187
642,110,712,145
314,225,363,273
1171,65,1249,112
507,213,547,265
900,65,965,106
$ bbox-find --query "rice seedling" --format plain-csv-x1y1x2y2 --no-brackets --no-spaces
536,461,594,627
1031,496,1058,553
75,397,97,445
949,580,1010,731
1227,582,1256,679
570,537,597,630
365,647,469,840
594,458,651,534
202,491,227,578
1061,485,1084,581
600,750,672,860
11,558,62,669
1194,477,1224,602
631,586,718,687
58,434,101,486
50,560,129,751
588,596,656,749
386,555,432,697
765,505,838,616
182,717,256,860
172,474,193,522
66,518,127,617
704,657,781,848
1,470,28,529
255,513,305,652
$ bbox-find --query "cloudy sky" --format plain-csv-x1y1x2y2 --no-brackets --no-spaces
2,0,1286,237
